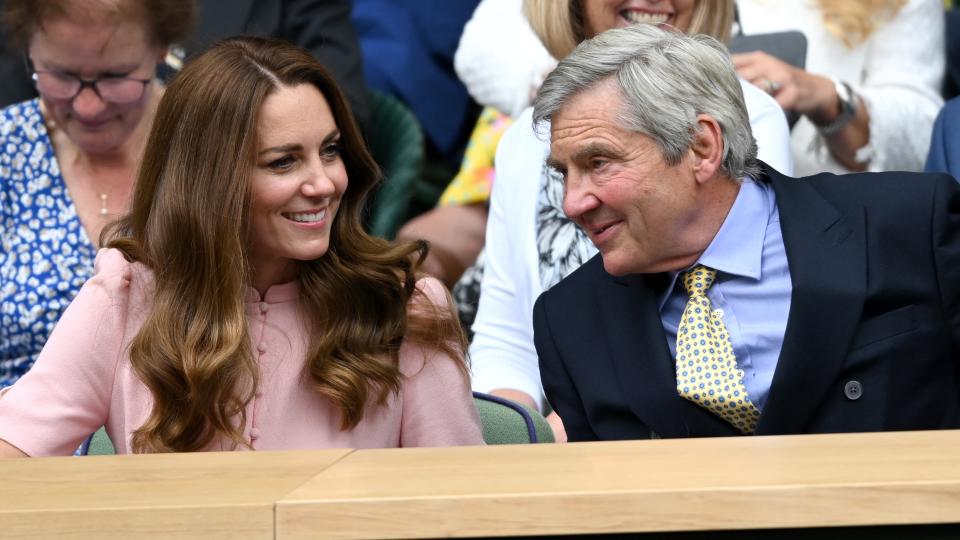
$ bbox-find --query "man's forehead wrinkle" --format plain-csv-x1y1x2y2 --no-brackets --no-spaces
551,122,625,155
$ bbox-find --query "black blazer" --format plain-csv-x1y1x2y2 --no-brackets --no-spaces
0,0,370,130
533,165,960,441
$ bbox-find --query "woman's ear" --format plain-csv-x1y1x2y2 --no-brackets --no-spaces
690,113,724,184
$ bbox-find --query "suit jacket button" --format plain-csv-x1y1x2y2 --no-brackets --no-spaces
844,380,863,400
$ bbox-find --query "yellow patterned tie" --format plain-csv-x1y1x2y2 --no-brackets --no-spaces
675,265,760,434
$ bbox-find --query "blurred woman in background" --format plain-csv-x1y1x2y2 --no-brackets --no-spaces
0,0,194,386
734,0,944,175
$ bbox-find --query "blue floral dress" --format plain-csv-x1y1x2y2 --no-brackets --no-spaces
0,99,97,387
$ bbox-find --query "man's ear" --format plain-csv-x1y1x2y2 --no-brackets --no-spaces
690,114,724,184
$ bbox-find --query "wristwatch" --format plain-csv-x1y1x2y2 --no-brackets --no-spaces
817,76,857,136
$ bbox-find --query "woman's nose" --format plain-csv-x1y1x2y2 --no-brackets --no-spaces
300,166,336,198
71,86,108,119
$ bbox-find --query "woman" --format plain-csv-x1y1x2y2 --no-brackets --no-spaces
466,0,794,441
733,0,944,175
0,37,483,456
0,0,194,387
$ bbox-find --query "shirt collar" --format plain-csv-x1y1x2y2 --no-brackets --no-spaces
697,177,772,281
657,177,774,309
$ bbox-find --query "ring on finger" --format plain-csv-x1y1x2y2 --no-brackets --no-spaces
763,78,782,94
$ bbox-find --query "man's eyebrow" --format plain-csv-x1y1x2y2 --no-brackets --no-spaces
571,142,616,163
546,142,617,170
545,155,565,171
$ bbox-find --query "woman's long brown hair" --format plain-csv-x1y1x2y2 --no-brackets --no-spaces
108,36,466,453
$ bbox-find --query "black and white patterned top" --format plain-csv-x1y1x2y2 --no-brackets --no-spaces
534,161,596,292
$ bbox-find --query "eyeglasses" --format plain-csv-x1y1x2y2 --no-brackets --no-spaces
31,70,152,104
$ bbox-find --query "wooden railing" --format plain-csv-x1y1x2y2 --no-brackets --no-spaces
2,430,959,539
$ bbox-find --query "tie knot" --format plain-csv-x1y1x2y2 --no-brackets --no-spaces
682,265,716,296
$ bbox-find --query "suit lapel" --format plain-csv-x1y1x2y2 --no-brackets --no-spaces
596,272,738,438
758,167,866,434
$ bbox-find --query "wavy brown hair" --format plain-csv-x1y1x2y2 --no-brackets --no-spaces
524,0,734,61
107,36,467,453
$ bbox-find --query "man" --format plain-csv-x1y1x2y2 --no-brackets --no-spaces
533,24,960,441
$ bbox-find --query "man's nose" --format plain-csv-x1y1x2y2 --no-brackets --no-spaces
562,174,599,220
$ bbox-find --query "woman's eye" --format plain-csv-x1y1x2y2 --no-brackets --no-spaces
267,155,296,171
321,141,343,160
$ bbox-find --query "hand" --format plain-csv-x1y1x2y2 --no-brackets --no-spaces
731,51,837,124
546,411,567,443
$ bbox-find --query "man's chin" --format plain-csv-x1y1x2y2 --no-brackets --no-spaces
600,254,636,277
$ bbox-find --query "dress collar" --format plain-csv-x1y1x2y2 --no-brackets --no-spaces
244,281,299,303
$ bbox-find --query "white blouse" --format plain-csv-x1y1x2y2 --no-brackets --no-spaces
738,0,945,175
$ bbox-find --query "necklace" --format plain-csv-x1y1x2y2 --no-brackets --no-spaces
99,193,109,216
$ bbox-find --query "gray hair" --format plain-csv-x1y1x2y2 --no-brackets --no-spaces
533,24,759,180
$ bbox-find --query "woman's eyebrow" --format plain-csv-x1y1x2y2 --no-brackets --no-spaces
38,60,141,76
322,130,341,144
258,143,302,156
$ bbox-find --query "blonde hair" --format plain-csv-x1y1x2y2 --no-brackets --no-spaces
107,37,467,453
817,0,907,47
523,0,734,60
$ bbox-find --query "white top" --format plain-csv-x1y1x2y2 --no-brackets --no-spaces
737,0,944,176
469,80,795,410
454,0,557,116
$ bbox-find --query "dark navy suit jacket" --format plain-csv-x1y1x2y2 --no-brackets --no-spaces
534,164,960,441
926,97,960,180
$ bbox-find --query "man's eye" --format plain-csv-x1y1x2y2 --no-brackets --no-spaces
590,158,608,169
267,156,296,171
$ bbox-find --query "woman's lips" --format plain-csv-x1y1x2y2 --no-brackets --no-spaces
73,118,110,130
620,10,671,26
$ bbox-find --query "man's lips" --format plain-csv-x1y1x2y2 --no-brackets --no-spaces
587,220,623,247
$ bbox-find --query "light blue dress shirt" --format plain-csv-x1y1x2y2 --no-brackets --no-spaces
659,179,792,411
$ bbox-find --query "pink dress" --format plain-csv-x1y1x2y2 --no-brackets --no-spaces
0,249,483,455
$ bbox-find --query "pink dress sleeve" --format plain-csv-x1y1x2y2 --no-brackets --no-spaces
0,249,134,456
398,277,485,447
